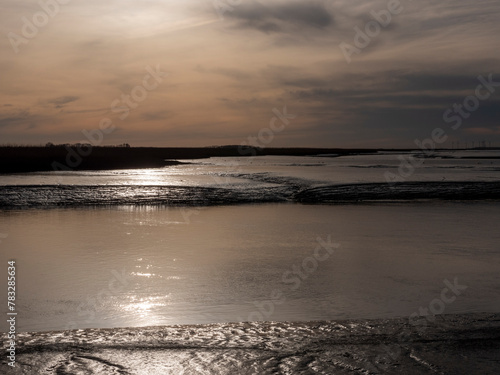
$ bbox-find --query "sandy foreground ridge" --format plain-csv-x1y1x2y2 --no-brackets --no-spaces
1,313,499,374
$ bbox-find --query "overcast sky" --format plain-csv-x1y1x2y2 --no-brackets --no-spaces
1,0,499,147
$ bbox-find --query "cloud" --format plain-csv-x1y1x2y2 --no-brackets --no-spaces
59,107,108,115
195,65,253,81
47,96,80,108
0,109,31,128
1,0,500,147
226,0,334,33
212,67,253,80
217,96,262,109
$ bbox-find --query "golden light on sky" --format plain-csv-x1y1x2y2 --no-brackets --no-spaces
1,0,499,147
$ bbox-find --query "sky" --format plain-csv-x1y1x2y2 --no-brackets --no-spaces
0,0,499,148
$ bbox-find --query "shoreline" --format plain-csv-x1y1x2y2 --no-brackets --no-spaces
2,312,499,374
0,145,375,174
2,145,499,174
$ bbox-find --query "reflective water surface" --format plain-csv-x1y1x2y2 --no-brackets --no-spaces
1,202,499,332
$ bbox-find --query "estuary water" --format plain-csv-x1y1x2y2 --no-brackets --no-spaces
1,150,500,207
1,202,500,335
1,151,500,374
0,151,499,334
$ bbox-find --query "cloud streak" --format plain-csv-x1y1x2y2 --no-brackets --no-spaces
226,0,334,33
47,96,80,108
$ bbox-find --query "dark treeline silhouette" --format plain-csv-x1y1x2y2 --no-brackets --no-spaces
44,142,131,148
0,145,381,173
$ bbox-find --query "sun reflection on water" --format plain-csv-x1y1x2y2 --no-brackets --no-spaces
132,272,154,277
121,296,169,319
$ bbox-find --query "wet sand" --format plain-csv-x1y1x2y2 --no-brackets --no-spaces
2,313,499,374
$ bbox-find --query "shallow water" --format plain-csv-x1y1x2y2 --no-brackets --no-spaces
1,152,500,373
1,202,499,333
2,152,500,207
2,151,500,187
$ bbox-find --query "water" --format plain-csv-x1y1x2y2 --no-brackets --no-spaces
1,151,500,374
3,150,500,187
1,151,500,333
1,203,500,334
1,151,500,207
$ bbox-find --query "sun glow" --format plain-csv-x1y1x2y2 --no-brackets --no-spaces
128,169,167,185
121,295,169,319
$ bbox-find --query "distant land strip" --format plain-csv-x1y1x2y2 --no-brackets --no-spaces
1,145,499,174
0,145,375,173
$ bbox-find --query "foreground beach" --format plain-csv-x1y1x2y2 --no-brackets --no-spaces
2,313,499,374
